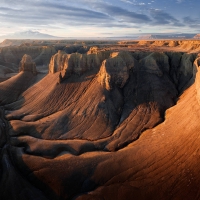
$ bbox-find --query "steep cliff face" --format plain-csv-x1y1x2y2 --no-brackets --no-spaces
5,50,197,149
1,43,200,200
49,50,110,80
194,55,200,104
19,54,37,75
97,51,137,90
139,52,169,76
49,51,101,76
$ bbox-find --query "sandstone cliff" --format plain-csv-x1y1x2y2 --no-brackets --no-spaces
97,51,137,90
49,51,100,76
19,54,37,75
5,50,196,149
1,41,200,200
49,50,110,81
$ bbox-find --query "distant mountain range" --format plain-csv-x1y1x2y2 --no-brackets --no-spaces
0,31,200,42
0,31,60,40
138,33,198,40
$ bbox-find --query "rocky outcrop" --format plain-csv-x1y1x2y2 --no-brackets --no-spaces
97,51,137,90
19,54,37,75
139,52,169,76
177,53,197,91
168,40,179,47
194,54,200,104
49,51,101,76
49,50,111,81
1,42,200,200
87,46,99,54
152,41,168,46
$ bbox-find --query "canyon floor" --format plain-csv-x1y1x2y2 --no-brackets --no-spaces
0,39,200,200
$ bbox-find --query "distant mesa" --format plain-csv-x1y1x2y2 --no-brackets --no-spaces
137,34,155,40
19,54,37,75
138,33,196,40
194,34,200,39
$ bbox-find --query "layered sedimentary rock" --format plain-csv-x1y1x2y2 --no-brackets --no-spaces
194,55,200,103
4,50,196,148
49,50,110,80
19,54,37,75
1,41,200,200
97,51,137,90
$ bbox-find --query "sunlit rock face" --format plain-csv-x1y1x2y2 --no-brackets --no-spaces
49,50,101,76
1,40,200,200
194,55,200,104
19,54,37,74
97,52,137,90
48,50,111,81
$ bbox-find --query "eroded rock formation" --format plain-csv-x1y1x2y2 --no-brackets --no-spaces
19,54,37,74
98,51,137,90
49,50,110,80
1,41,200,200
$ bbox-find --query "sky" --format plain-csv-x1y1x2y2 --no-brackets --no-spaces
0,0,200,38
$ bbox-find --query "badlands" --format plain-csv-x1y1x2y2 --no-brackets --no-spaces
0,39,200,199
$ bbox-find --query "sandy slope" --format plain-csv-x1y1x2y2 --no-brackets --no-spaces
0,40,200,199
9,83,200,200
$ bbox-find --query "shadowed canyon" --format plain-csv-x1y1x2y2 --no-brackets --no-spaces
1,39,200,200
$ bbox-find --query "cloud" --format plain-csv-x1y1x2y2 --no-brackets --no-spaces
0,0,148,33
0,0,198,36
176,0,184,3
120,0,148,6
150,9,183,27
138,3,146,6
0,1,112,27
120,0,134,4
96,4,151,23
183,16,198,24
183,16,200,28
